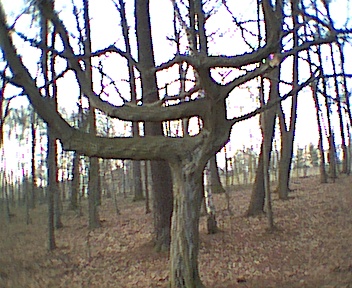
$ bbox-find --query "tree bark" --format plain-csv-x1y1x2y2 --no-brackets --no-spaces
208,155,225,194
247,98,277,216
69,151,80,210
30,111,36,209
151,160,173,251
169,160,205,288
312,82,328,183
132,160,144,201
88,156,101,229
203,166,218,234
47,128,56,250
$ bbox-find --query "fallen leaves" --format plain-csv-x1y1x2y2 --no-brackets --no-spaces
0,175,352,287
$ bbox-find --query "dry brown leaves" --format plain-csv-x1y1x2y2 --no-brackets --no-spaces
0,174,352,287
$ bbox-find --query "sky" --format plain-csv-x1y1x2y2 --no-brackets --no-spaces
1,0,352,175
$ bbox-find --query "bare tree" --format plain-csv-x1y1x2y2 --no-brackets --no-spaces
247,0,283,216
0,0,346,286
276,0,300,200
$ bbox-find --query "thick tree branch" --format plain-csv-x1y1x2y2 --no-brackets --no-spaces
62,130,209,160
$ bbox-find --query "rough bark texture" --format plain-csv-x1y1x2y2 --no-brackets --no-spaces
151,161,173,252
169,161,205,288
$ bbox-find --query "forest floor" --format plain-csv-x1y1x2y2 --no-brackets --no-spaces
0,174,352,288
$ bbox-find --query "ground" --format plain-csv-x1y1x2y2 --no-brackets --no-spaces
0,174,352,288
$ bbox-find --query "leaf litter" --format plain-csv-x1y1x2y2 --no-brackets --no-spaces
0,174,351,287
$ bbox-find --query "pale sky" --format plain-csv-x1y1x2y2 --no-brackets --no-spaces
1,0,351,175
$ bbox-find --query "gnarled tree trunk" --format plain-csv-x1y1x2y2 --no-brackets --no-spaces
169,160,205,288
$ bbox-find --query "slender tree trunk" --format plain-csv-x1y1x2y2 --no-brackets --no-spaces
144,161,151,214
247,0,282,215
69,152,80,210
47,129,56,250
312,81,328,183
302,0,328,183
54,147,63,229
39,1,56,249
48,27,63,230
277,0,299,200
132,160,144,201
247,84,278,216
135,0,173,251
117,0,143,202
262,115,274,231
169,160,205,288
313,0,337,180
88,156,100,229
83,0,101,229
204,166,218,234
329,43,348,173
30,111,36,209
208,155,225,194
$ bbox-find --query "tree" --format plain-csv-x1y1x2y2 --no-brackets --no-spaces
116,0,144,202
0,0,346,286
82,0,101,229
208,154,225,194
247,0,283,216
135,0,174,251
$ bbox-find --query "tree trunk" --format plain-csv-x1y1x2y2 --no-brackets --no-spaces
69,152,80,210
169,161,205,288
135,0,173,251
203,166,218,234
47,128,56,250
277,0,299,200
30,111,36,209
312,82,328,183
247,0,282,216
208,154,225,194
247,102,277,216
144,161,151,214
151,160,173,251
88,156,101,229
329,42,348,174
132,160,144,201
277,133,292,200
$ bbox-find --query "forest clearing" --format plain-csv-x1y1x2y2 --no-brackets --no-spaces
1,174,351,288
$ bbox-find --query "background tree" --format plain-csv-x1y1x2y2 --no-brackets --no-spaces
276,0,299,200
135,0,174,252
82,0,101,229
117,0,144,202
247,0,283,216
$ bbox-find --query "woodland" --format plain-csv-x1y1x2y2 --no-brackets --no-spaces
0,0,352,287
